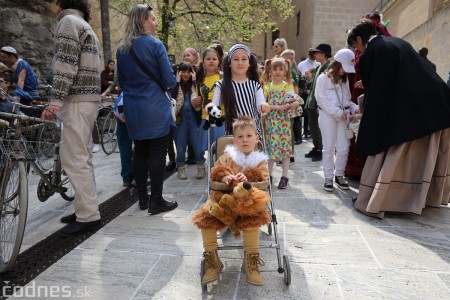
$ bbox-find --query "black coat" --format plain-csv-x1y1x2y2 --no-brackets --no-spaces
357,36,450,156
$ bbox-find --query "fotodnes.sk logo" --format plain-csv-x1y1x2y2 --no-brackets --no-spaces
2,281,91,298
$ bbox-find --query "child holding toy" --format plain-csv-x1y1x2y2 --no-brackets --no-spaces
192,116,270,286
207,44,270,136
315,49,358,192
196,47,224,149
261,57,300,189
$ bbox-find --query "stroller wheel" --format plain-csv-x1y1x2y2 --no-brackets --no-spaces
200,259,207,290
283,255,291,285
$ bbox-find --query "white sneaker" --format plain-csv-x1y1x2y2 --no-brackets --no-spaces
92,144,101,153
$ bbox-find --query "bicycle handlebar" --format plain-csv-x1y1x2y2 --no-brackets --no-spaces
0,111,59,127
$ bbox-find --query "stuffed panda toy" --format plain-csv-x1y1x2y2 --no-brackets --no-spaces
203,106,225,130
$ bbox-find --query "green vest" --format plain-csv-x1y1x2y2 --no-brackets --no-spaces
305,60,330,110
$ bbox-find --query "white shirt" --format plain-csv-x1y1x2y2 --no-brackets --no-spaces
315,73,358,120
297,59,320,76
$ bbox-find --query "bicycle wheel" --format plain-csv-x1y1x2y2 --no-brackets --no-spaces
0,160,28,273
100,109,117,155
36,123,60,171
60,168,74,201
96,107,112,131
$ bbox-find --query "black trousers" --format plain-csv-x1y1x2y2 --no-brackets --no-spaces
133,134,169,201
307,108,322,149
167,127,176,162
293,116,302,141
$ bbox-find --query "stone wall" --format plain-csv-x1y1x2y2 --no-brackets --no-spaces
249,0,379,62
0,0,56,83
401,4,450,80
382,0,431,38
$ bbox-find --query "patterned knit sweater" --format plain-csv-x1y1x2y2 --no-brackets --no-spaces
51,9,101,106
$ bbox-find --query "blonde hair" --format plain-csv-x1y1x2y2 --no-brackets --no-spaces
274,38,288,50
232,116,257,135
280,49,297,69
183,47,200,66
261,57,292,86
118,4,152,52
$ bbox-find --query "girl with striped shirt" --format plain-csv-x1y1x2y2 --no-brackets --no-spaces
207,44,270,135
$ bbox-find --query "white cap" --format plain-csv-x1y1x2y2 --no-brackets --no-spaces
1,46,17,56
334,49,355,73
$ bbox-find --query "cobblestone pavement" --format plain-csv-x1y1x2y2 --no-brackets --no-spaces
16,139,450,299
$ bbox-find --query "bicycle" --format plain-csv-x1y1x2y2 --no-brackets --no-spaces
97,96,118,155
0,105,74,273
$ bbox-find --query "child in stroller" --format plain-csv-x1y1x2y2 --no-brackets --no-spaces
192,116,271,286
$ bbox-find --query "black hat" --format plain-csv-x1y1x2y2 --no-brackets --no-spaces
418,47,428,56
370,12,381,19
312,43,332,58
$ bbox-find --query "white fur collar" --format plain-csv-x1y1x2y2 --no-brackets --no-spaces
224,145,268,170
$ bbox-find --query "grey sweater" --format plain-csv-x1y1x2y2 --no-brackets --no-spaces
51,9,101,106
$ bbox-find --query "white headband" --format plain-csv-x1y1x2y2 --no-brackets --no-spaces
227,44,251,62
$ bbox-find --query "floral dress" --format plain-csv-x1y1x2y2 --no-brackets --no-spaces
263,82,294,160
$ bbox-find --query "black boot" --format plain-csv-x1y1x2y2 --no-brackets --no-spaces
305,147,316,158
311,149,323,161
138,193,149,210
148,197,178,215
165,161,176,171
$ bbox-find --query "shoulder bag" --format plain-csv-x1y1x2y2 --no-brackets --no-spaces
333,82,354,139
129,49,176,121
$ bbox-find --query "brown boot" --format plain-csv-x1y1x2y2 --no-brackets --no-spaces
243,252,264,285
196,163,206,179
177,165,188,180
202,250,224,285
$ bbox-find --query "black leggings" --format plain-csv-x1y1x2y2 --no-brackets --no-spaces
133,134,169,201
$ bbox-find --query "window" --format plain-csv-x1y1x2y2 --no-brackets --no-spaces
271,28,280,45
296,11,301,36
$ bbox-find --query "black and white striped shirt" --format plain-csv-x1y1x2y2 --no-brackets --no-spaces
212,79,266,134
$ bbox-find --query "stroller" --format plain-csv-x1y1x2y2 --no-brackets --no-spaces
199,122,291,290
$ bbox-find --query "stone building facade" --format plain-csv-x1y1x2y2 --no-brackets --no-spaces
382,0,450,80
247,0,379,61
1,0,448,82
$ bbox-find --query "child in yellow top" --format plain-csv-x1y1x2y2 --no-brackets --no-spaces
262,58,300,189
195,47,224,150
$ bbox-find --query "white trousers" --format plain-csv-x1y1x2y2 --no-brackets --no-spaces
318,111,350,180
59,101,100,222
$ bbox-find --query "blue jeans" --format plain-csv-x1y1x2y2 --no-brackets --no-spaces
175,110,205,166
116,121,134,183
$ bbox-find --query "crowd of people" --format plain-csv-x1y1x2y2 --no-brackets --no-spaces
1,0,449,288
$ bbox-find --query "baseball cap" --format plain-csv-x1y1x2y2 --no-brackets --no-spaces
1,46,17,56
334,49,355,73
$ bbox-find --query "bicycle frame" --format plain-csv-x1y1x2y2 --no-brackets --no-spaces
0,109,69,198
